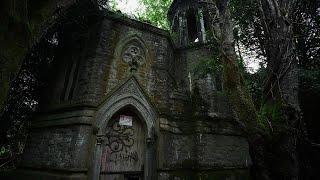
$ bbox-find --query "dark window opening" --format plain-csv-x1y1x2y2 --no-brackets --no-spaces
171,15,180,43
172,14,179,33
186,9,199,43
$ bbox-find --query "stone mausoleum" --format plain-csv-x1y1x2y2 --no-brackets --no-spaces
14,0,251,179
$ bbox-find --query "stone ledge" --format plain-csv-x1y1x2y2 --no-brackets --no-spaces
2,168,88,180
158,166,251,171
31,109,96,128
34,109,96,121
38,102,97,113
31,117,93,128
158,168,251,180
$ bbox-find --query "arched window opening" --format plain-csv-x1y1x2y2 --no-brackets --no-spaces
171,13,180,34
186,9,199,43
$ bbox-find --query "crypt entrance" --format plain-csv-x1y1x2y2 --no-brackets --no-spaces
100,107,146,180
91,77,158,180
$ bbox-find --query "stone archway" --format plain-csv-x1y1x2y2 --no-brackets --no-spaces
91,77,158,180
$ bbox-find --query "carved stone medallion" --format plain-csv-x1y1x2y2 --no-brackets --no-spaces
122,44,146,71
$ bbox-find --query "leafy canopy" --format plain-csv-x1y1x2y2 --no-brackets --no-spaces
139,0,173,30
106,0,173,30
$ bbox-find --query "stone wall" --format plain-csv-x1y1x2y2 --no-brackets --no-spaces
37,15,176,113
12,10,251,180
21,125,91,171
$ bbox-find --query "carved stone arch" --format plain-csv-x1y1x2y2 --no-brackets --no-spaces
114,34,151,72
96,95,156,138
91,76,158,180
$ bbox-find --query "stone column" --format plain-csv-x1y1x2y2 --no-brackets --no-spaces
144,130,157,180
178,15,184,46
92,134,104,180
198,8,206,43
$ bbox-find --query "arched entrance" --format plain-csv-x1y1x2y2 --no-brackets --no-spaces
91,77,158,180
100,107,146,180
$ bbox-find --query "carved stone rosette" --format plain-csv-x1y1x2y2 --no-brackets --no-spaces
122,44,146,72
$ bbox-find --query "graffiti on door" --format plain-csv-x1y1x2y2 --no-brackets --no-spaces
101,115,145,172
105,122,138,163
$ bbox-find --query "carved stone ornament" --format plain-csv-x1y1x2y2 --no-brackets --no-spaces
122,44,146,72
96,134,105,145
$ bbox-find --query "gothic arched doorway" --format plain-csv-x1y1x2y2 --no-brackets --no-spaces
91,77,158,180
100,107,146,180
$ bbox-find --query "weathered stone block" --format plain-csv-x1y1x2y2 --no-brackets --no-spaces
20,125,91,171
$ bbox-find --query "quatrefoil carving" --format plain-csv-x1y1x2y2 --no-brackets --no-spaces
122,44,146,71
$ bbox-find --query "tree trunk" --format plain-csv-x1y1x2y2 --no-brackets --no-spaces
213,1,272,179
211,0,303,179
258,0,301,179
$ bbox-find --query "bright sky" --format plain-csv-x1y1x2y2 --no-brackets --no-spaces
112,0,144,15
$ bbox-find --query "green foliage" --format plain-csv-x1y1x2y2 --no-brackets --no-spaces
230,0,264,56
260,102,281,123
257,111,272,136
299,68,320,142
139,0,173,30
192,39,223,77
101,0,172,30
0,145,10,170
294,2,320,70
193,55,222,78
104,0,119,11
0,146,9,157
300,68,320,96
244,64,267,108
